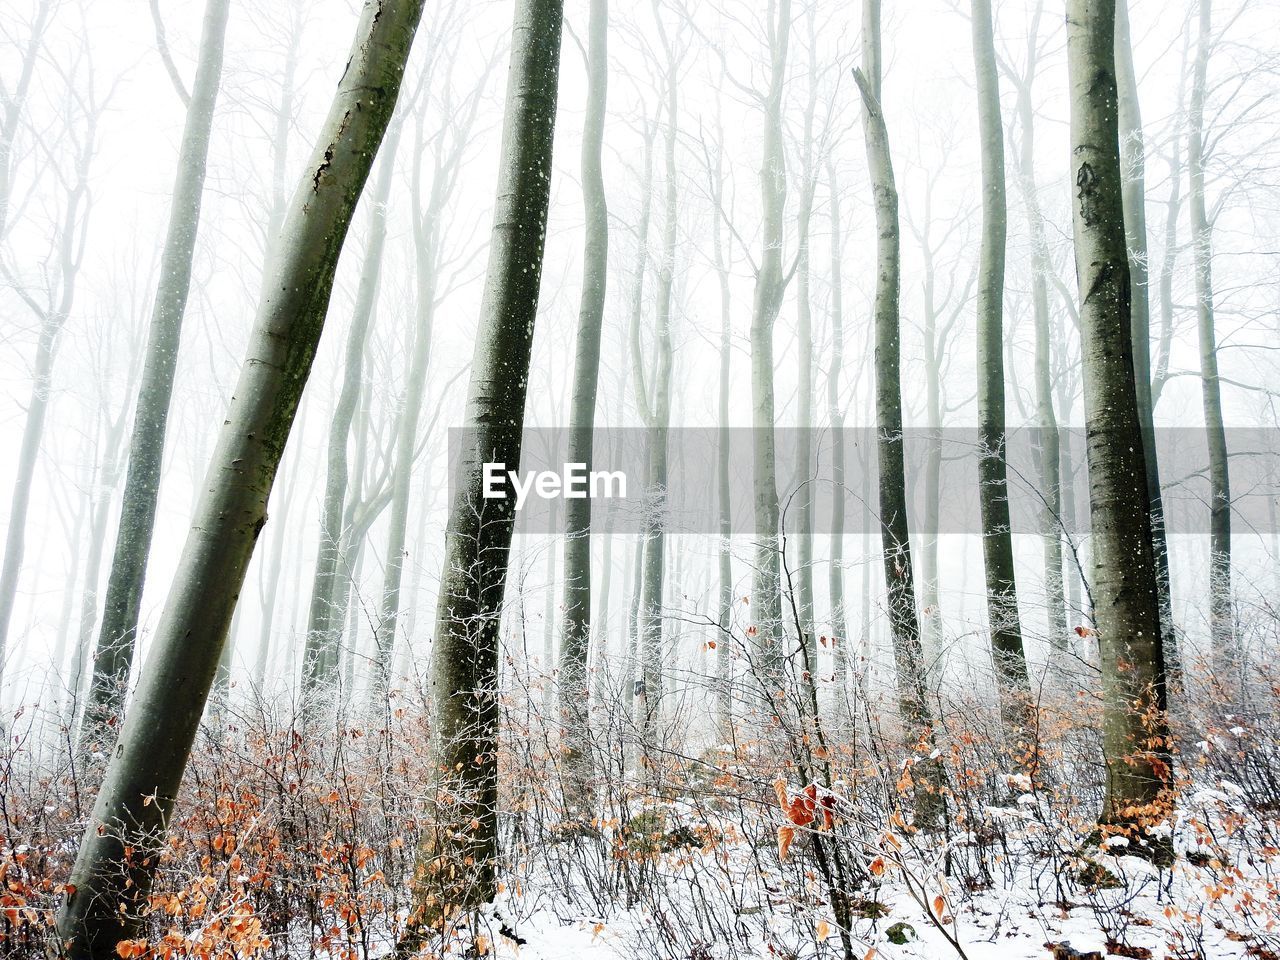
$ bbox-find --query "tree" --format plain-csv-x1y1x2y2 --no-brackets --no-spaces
82,0,231,739
748,0,792,679
299,113,405,698
971,0,1030,729
404,0,562,931
1003,0,1070,648
370,29,485,704
1186,0,1233,661
560,0,609,783
632,0,679,768
54,3,427,953
0,36,100,682
1115,0,1179,673
852,0,945,825
1064,0,1172,833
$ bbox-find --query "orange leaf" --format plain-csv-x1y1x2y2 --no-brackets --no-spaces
1075,625,1097,638
777,825,795,860
932,895,945,917
863,949,878,960
474,934,490,955
816,919,831,940
869,856,886,876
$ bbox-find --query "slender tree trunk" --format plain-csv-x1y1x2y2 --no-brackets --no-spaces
749,0,792,680
972,0,1030,725
370,66,485,702
1064,0,1172,831
1187,0,1233,663
406,0,561,930
916,187,945,664
300,116,403,697
55,5,426,953
853,0,945,825
84,0,231,738
1115,0,1179,676
560,0,608,782
635,0,677,762
792,12,819,672
1009,4,1069,649
826,158,850,707
0,116,94,682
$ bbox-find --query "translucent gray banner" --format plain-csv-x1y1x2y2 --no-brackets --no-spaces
446,427,1280,536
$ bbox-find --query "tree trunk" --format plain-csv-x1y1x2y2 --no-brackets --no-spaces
300,116,403,697
560,0,608,782
1187,0,1233,663
83,0,231,739
1064,0,1172,831
1115,0,1179,675
634,0,678,766
0,107,95,682
853,0,946,826
1009,2,1069,650
748,0,792,681
971,0,1030,726
407,0,561,930
791,12,819,673
54,4,425,954
825,158,851,709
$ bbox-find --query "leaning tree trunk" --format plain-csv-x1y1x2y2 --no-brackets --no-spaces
560,0,608,784
1115,0,1179,676
971,0,1030,730
853,0,946,826
300,116,404,698
1064,0,1172,832
54,4,426,955
1187,0,1233,664
82,0,231,742
404,0,562,935
748,0,791,682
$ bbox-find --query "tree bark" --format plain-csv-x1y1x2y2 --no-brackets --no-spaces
407,0,561,929
54,4,426,954
560,0,608,782
1115,0,1179,675
83,0,231,739
1064,0,1172,831
852,0,945,826
971,0,1030,726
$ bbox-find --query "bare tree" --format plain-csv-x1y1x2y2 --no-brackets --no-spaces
1065,0,1172,834
560,0,609,784
405,0,562,932
971,0,1030,731
852,0,945,825
54,3,428,952
82,0,231,738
